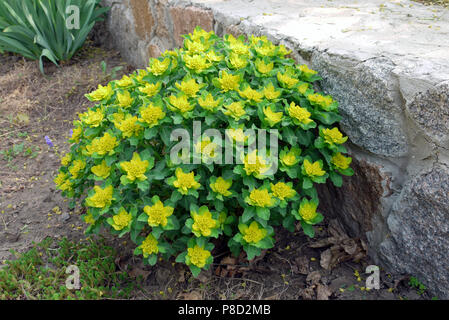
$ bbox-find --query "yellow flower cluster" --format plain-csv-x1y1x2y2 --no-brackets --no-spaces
69,159,86,179
195,137,219,159
144,200,174,227
192,208,217,237
120,152,149,182
223,101,246,120
217,71,240,92
86,132,118,156
117,91,133,107
187,245,211,268
263,105,283,126
86,185,114,208
172,168,201,195
168,95,195,113
140,234,159,257
80,108,104,127
270,182,296,201
147,58,170,76
255,59,274,74
243,150,271,178
139,82,161,97
198,93,221,112
210,177,232,197
277,72,298,88
91,160,111,179
280,148,300,167
114,115,142,138
175,79,203,97
247,188,275,208
60,153,72,166
307,93,333,109
54,172,72,192
241,221,267,244
111,208,132,231
86,84,113,101
262,83,281,100
299,201,318,223
288,102,313,124
331,152,352,170
139,103,166,127
322,127,348,145
303,159,326,177
183,54,212,73
239,86,263,104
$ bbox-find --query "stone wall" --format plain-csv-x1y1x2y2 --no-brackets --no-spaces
100,0,449,298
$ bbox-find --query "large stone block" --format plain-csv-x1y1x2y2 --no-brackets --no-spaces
317,153,398,267
380,163,449,299
312,53,409,158
406,81,449,148
106,3,142,67
169,6,214,47
129,0,154,40
153,0,174,47
318,156,392,239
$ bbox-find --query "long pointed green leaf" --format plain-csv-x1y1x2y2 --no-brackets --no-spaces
0,34,37,59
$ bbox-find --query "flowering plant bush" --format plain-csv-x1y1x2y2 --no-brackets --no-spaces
55,27,353,276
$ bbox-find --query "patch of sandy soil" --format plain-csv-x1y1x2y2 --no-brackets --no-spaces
0,32,432,300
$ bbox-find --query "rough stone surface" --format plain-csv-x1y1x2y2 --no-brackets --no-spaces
129,0,154,39
312,54,408,157
318,155,392,239
380,163,449,299
100,0,449,297
169,6,214,47
153,0,174,47
104,2,142,67
406,81,449,147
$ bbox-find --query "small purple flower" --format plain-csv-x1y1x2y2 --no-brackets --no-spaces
45,136,54,148
69,129,73,137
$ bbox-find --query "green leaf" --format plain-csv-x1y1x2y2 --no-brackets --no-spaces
244,245,261,261
297,130,312,146
189,265,202,277
148,255,157,266
137,213,148,222
176,251,187,263
301,221,315,238
256,207,270,220
282,127,297,145
302,177,313,189
242,207,255,223
330,171,343,187
256,237,274,249
282,215,295,232
313,111,342,125
137,179,150,191
170,190,182,202
144,127,158,139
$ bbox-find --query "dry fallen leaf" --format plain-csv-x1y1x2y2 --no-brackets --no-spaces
310,219,367,270
177,269,186,283
320,249,332,270
196,269,212,283
221,256,237,265
299,287,316,300
178,290,203,300
316,284,332,300
128,267,150,281
294,256,309,275
306,270,321,285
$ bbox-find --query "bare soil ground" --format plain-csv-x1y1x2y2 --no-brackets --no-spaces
0,36,433,300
